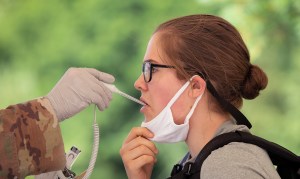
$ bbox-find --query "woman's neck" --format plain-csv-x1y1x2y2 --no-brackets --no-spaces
186,109,229,158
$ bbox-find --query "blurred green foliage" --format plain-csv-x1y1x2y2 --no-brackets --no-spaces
0,0,299,178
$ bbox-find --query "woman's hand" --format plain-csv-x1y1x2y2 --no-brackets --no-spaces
120,127,158,179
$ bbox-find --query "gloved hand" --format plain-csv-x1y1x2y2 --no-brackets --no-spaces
46,67,115,121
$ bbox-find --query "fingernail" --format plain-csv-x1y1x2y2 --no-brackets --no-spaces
149,132,154,137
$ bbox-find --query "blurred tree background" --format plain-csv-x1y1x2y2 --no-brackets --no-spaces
0,0,299,178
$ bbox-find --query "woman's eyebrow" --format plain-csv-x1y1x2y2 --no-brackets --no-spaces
145,59,159,63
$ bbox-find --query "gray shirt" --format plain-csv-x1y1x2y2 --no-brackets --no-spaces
182,120,281,179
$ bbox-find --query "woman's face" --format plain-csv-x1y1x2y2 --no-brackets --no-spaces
135,33,191,123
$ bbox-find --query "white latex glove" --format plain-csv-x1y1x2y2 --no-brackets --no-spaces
46,67,115,121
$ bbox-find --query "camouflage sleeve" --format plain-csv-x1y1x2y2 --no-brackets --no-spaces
0,98,66,178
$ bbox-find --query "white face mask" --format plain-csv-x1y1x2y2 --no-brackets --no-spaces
141,77,203,143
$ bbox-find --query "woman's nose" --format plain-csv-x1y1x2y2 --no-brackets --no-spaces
134,74,147,91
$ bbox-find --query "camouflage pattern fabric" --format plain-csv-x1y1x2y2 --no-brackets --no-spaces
0,98,65,179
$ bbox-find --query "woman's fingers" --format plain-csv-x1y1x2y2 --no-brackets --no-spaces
122,136,158,155
122,139,157,161
123,127,154,144
126,154,157,171
120,127,158,167
120,127,157,179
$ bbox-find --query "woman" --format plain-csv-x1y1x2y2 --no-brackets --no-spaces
120,14,280,179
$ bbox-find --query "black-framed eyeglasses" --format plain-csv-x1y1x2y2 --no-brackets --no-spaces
142,60,175,83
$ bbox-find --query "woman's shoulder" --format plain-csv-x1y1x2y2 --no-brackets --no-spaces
200,142,281,179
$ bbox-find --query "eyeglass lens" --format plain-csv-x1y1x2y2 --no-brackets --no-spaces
142,61,151,82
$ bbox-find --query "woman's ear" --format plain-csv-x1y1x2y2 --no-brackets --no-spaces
189,75,206,98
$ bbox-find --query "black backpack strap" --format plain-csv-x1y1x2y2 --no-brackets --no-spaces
169,153,190,177
168,131,300,179
193,131,300,178
168,161,200,179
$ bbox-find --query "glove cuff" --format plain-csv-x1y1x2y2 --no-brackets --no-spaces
44,95,65,122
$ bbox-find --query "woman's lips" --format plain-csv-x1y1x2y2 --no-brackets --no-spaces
140,98,149,106
140,98,149,112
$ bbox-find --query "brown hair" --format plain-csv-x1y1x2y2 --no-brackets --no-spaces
154,14,268,110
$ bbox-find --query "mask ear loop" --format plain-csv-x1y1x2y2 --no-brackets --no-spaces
184,75,205,123
197,73,252,129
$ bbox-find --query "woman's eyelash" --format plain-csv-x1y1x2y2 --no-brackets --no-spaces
152,67,158,73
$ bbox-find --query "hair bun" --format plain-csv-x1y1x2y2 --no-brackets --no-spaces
241,64,268,99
